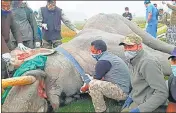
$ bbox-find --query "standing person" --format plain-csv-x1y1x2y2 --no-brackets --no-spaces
34,11,42,45
1,0,28,78
162,1,176,46
120,33,168,112
122,7,133,21
39,0,80,49
85,40,131,112
11,1,40,49
144,0,158,38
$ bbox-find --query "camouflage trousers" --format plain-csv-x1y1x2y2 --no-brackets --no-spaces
89,79,127,112
166,25,176,46
42,39,62,49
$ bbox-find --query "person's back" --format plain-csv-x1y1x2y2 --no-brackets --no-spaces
98,52,131,94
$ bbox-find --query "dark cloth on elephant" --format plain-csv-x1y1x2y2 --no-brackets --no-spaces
41,7,62,41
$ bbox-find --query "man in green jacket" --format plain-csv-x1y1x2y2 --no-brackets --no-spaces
119,33,168,112
10,1,40,49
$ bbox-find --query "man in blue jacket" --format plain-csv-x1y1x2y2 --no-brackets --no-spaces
144,0,158,38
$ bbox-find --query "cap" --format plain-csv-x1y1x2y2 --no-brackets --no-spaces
119,33,142,46
47,0,56,3
144,0,151,4
168,48,176,60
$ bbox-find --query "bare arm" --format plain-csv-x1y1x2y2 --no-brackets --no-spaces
147,12,152,23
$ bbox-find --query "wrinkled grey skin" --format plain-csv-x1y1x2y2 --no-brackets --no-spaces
2,13,175,112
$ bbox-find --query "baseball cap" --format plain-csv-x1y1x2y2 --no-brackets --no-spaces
144,0,151,4
119,33,142,46
168,48,176,60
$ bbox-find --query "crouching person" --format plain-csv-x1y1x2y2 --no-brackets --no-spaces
119,33,168,112
88,40,131,112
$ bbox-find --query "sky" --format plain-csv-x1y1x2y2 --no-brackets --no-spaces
27,1,170,21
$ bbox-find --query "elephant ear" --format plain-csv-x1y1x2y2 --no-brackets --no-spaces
2,70,48,112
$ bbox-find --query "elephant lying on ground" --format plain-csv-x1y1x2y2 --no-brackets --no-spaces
2,13,175,112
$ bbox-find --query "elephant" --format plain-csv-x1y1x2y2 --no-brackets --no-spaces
2,13,175,112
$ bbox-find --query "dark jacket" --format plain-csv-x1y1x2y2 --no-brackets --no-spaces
41,6,62,41
122,12,132,21
1,12,22,54
168,74,176,103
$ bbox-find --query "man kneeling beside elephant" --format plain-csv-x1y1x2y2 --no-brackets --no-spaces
120,33,168,112
80,40,131,112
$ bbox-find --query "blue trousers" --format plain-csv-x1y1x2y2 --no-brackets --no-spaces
146,23,157,38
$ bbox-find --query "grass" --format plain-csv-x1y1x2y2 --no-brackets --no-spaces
57,94,124,112
157,26,167,36
58,98,94,112
61,37,74,43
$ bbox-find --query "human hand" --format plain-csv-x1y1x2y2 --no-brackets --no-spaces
2,53,11,62
18,43,29,51
35,42,41,48
130,107,140,112
121,96,133,110
42,23,48,30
